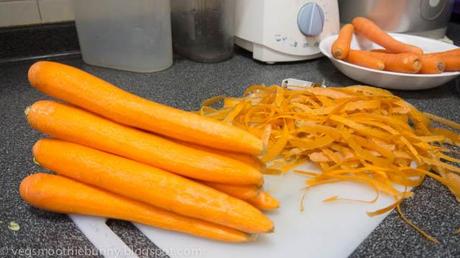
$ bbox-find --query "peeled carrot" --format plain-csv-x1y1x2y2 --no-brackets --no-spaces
28,61,262,155
203,182,261,201
26,101,263,186
32,139,274,234
367,51,422,73
352,17,423,55
20,173,251,242
248,192,280,211
441,56,460,71
346,50,385,70
419,55,445,74
332,24,354,60
176,139,264,170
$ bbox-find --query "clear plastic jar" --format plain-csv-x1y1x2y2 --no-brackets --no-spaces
171,0,235,63
74,0,173,72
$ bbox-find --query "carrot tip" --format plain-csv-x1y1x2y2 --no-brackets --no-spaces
333,49,343,59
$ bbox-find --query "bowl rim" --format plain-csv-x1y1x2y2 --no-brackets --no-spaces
319,33,460,78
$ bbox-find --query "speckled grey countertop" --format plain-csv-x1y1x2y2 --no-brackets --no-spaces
1,25,460,258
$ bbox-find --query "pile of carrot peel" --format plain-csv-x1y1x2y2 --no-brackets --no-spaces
200,84,460,242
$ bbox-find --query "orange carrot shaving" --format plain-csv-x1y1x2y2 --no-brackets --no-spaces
199,84,460,242
396,204,440,244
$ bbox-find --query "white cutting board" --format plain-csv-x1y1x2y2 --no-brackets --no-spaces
71,163,396,258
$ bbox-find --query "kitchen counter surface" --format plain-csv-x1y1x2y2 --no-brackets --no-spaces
1,24,459,258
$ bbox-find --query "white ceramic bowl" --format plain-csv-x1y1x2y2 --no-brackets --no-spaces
319,33,460,90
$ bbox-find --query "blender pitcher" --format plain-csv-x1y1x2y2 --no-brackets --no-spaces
171,0,235,63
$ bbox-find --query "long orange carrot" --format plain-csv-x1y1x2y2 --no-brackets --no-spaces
26,101,263,186
248,192,280,211
28,61,262,155
203,182,261,200
176,139,264,170
419,55,445,74
345,50,385,70
371,50,441,73
370,49,390,53
441,56,460,71
367,51,421,73
20,173,251,242
32,139,273,234
352,17,423,55
332,24,354,60
198,181,279,210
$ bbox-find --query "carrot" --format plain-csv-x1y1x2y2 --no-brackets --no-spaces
367,51,422,73
203,182,261,200
32,139,273,234
352,17,423,55
345,50,385,70
371,50,430,73
370,49,390,53
426,48,460,58
332,24,354,60
176,140,264,170
425,49,460,71
419,55,445,74
248,192,280,211
28,61,262,155
441,56,460,72
20,173,251,242
26,101,263,186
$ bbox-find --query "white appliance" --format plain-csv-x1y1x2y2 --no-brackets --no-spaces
234,0,340,63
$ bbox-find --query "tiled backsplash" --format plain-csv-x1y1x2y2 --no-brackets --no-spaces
0,0,74,27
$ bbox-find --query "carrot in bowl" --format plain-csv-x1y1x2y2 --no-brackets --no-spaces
28,61,263,155
441,55,460,72
32,139,274,234
345,50,385,70
425,49,460,71
352,17,423,55
371,50,444,73
331,24,354,60
20,173,251,242
367,51,422,73
419,55,445,74
26,100,263,186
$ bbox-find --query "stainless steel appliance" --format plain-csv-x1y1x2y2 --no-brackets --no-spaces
339,0,455,39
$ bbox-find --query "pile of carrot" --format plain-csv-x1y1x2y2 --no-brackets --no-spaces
331,17,460,74
21,61,279,242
